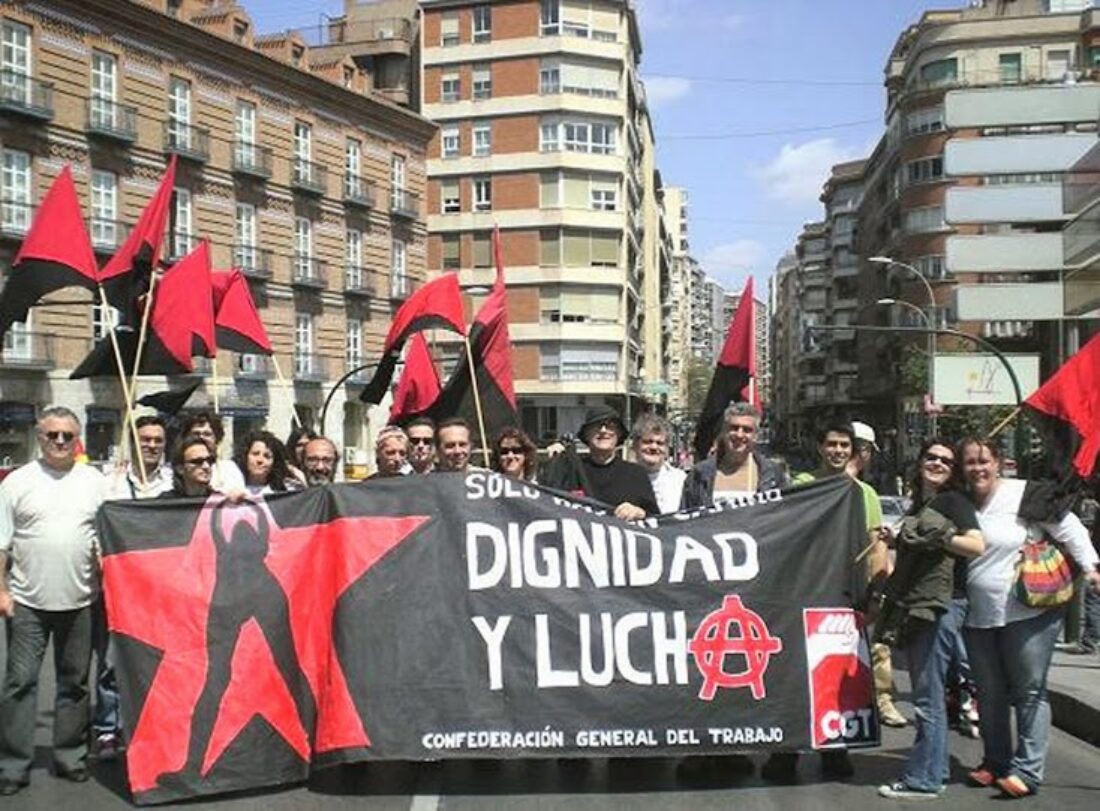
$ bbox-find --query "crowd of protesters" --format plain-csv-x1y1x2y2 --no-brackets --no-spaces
1,401,1098,800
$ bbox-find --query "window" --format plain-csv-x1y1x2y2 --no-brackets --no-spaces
903,206,945,234
591,123,615,154
540,0,560,35
441,12,459,46
235,101,256,165
391,154,406,195
540,228,618,266
343,66,354,88
234,203,256,267
345,137,362,196
1,20,31,105
294,120,312,182
346,318,362,368
473,177,492,211
912,255,948,280
999,52,1022,84
441,179,460,213
91,304,119,341
905,106,943,136
542,345,618,381
167,78,191,147
472,65,491,99
472,231,491,267
473,6,491,42
294,314,313,374
540,122,559,152
1046,49,1072,81
906,155,943,185
591,178,617,211
291,45,304,68
295,217,313,276
346,228,363,271
473,124,491,156
90,51,117,129
391,239,408,296
550,120,617,154
441,72,460,102
171,187,192,257
441,126,460,158
442,234,460,270
233,20,249,44
918,58,957,87
1,149,31,234
90,170,118,248
540,65,561,94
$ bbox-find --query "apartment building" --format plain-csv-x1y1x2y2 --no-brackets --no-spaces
0,0,434,467
719,288,770,408
661,185,691,412
768,251,799,445
414,0,664,441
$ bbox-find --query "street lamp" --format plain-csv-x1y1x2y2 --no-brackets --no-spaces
869,256,938,432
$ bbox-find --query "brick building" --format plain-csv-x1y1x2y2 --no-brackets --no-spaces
0,0,435,469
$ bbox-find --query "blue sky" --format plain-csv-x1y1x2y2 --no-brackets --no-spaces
243,0,958,293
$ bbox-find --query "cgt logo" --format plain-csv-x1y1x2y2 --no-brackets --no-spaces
803,608,879,749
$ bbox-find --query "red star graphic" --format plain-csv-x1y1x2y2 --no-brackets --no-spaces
102,499,428,793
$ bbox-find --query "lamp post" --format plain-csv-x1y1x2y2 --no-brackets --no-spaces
869,256,938,433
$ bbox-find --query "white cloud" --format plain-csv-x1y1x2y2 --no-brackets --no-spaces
754,138,864,204
643,76,692,106
701,239,767,290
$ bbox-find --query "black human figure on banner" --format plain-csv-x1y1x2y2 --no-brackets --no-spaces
184,501,316,777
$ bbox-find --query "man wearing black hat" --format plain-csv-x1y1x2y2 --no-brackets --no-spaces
543,406,658,520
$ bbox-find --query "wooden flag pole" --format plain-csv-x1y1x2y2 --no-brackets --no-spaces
987,405,1022,440
210,353,220,414
97,285,147,487
464,335,491,468
270,354,301,429
747,377,757,493
126,270,159,412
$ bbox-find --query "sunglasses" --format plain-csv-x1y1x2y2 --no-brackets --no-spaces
184,456,216,467
498,446,524,456
409,437,434,446
923,452,955,467
42,430,76,444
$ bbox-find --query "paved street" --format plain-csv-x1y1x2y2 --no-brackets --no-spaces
4,639,1100,810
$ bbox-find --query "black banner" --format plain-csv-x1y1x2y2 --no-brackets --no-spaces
98,473,879,804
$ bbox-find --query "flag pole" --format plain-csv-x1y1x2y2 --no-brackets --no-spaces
270,354,302,429
210,353,220,414
747,377,756,493
97,284,147,488
126,270,159,412
464,335,491,468
987,405,1021,440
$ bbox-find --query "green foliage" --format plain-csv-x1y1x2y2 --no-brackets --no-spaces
684,356,713,419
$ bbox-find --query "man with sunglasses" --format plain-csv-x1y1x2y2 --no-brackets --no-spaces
406,418,437,475
0,407,107,795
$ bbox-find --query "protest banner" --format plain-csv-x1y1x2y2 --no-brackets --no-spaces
98,473,878,804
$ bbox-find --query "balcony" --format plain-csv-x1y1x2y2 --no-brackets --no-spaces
291,159,327,195
945,184,1065,225
232,142,273,179
1,331,54,371
343,174,375,208
291,256,327,289
85,98,137,142
293,352,327,383
163,121,210,163
232,244,273,280
88,218,130,253
235,353,272,380
0,200,31,240
344,266,375,297
946,232,1064,273
326,16,413,56
945,134,1094,178
390,188,419,219
0,71,53,120
344,362,374,385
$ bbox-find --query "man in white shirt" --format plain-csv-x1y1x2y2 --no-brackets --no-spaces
0,407,106,795
630,414,686,514
104,414,173,500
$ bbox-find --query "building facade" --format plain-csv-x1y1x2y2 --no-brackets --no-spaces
0,0,434,468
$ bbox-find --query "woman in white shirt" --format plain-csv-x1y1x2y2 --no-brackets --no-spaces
959,438,1100,798
233,431,298,495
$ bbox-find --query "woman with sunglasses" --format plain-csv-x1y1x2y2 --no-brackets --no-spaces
492,427,538,482
956,438,1099,798
166,436,219,498
234,431,296,495
877,440,985,800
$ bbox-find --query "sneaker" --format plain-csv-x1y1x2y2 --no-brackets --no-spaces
878,782,943,800
878,696,909,728
1065,642,1097,656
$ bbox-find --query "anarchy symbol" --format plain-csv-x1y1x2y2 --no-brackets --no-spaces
689,594,783,701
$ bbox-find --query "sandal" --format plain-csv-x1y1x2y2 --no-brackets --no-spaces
966,768,996,788
996,775,1035,798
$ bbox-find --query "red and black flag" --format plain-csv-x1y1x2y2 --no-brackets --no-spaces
1022,332,1100,516
99,155,178,314
693,276,757,460
358,273,466,405
138,380,203,416
426,228,517,436
0,166,98,337
389,333,441,424
211,269,272,355
71,241,216,379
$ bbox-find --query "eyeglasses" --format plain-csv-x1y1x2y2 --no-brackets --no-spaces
42,431,76,444
184,456,216,467
409,437,434,446
923,452,955,467
498,446,524,456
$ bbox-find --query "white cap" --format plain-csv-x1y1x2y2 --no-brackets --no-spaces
851,421,879,451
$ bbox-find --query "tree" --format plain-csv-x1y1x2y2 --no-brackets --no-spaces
684,356,714,419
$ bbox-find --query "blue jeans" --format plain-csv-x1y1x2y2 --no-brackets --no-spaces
899,605,959,792
91,598,120,737
964,608,1064,790
1082,587,1100,651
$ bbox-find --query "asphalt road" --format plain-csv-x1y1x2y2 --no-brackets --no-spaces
4,642,1100,809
